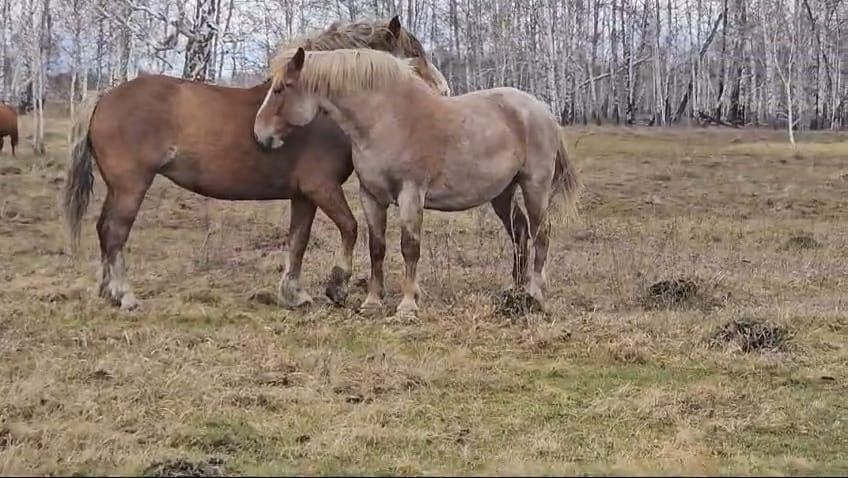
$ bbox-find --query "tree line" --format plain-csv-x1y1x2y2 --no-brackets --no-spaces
0,0,842,151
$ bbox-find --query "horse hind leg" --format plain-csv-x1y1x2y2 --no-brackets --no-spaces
490,182,529,289
278,197,317,308
96,180,151,311
518,177,553,312
305,184,357,307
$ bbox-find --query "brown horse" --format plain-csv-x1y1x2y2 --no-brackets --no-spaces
0,102,18,157
254,48,581,318
62,16,450,311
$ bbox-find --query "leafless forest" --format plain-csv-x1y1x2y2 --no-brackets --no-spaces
2,0,848,150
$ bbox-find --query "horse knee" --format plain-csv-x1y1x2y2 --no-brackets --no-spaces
340,216,357,244
369,232,386,258
401,229,420,262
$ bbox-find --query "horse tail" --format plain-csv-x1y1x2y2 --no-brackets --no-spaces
63,94,100,255
548,126,582,223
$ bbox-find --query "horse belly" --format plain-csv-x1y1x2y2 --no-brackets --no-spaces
423,147,522,211
162,158,294,201
424,174,515,211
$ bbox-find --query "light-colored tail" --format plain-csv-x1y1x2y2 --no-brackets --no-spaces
549,126,582,222
62,94,101,255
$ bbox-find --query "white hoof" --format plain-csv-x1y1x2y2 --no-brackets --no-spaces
120,293,141,312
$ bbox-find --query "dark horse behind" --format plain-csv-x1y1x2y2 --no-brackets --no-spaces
61,16,450,311
0,102,18,157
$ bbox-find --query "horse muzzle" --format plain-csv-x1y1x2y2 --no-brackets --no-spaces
253,127,284,150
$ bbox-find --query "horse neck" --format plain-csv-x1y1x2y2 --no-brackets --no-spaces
317,80,431,146
316,95,367,145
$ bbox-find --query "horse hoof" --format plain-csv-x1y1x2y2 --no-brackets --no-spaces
358,300,383,317
526,292,547,314
325,284,349,307
278,283,313,309
397,297,419,315
120,293,141,312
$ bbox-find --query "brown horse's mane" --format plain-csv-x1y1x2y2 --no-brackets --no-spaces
270,18,428,75
276,49,423,100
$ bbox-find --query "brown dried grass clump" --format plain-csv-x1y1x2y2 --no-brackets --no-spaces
708,318,793,353
491,288,544,317
642,278,699,310
142,457,227,477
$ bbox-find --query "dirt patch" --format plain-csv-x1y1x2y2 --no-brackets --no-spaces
492,289,543,317
782,234,822,251
142,457,227,477
642,278,700,310
708,318,792,353
0,166,21,175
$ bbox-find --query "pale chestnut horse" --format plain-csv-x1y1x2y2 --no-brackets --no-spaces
62,16,449,311
254,48,581,318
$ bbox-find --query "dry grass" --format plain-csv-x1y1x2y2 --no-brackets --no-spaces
2,115,848,475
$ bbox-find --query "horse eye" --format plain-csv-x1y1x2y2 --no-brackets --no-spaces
273,84,284,94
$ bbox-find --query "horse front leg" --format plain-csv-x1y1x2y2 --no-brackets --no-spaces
359,185,387,315
278,197,317,308
395,182,425,319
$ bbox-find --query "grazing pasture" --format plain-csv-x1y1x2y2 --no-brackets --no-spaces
1,112,847,475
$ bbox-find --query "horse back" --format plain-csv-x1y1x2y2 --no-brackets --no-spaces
89,74,352,201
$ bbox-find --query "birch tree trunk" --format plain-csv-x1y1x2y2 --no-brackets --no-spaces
183,0,219,82
32,0,51,155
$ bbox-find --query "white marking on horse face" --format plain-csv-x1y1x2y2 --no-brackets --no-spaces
254,86,284,147
258,84,273,116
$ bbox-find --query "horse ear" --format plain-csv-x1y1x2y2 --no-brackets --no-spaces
287,47,306,79
388,15,402,38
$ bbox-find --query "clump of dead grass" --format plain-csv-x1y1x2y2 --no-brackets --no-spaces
142,457,227,477
491,288,543,317
641,278,723,311
707,318,793,353
781,234,822,251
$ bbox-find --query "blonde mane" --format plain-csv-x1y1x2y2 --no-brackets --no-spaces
276,49,424,99
270,18,428,75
